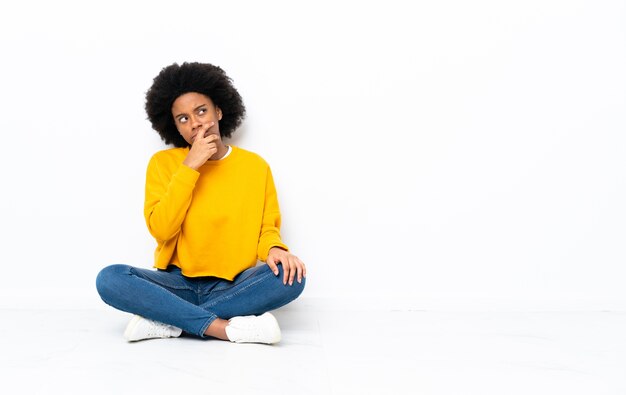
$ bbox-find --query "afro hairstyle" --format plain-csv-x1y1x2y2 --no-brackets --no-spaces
145,62,246,147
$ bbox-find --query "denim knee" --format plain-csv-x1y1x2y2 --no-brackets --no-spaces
95,264,131,303
274,264,306,301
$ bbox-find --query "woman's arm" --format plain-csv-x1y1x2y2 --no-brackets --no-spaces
256,166,306,285
256,166,288,261
144,155,199,242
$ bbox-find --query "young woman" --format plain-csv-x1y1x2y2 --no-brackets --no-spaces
96,62,306,344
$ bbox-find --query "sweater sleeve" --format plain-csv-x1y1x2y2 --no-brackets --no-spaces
144,155,200,242
257,166,289,261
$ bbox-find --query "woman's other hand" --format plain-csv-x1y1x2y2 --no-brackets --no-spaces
266,247,307,286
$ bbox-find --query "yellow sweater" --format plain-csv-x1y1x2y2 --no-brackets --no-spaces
144,145,288,279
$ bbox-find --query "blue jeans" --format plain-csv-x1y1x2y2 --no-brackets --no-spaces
95,263,305,338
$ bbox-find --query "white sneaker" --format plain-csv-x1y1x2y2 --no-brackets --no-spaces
123,315,183,342
225,312,281,344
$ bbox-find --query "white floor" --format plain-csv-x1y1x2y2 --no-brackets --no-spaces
2,300,626,395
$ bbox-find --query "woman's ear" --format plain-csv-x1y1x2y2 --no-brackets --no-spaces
216,107,223,120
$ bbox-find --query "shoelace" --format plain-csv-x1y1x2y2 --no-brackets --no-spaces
145,320,175,337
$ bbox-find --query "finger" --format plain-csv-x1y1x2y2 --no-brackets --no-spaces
205,142,218,154
266,257,279,276
296,258,305,283
196,123,213,140
298,258,306,278
204,133,220,143
201,123,218,139
194,123,215,142
288,258,297,286
282,259,289,285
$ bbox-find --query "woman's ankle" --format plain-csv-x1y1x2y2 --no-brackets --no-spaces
204,318,229,340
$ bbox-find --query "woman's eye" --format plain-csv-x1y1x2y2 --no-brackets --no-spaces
179,116,188,123
198,108,206,115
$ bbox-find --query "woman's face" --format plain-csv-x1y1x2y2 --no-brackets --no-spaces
171,92,222,145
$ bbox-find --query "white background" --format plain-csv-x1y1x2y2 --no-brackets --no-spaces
0,0,624,310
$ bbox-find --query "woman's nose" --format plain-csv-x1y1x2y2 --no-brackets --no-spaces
190,115,202,129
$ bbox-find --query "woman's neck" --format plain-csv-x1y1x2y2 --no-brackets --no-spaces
209,143,229,161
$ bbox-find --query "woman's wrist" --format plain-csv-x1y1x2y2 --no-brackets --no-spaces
183,157,201,170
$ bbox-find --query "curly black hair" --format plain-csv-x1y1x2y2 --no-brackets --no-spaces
145,62,246,147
